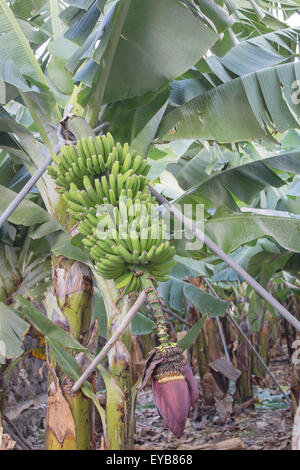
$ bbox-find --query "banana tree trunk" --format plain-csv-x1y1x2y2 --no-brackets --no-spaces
252,321,271,379
45,256,94,450
95,274,135,450
234,319,253,403
0,370,4,427
291,329,300,416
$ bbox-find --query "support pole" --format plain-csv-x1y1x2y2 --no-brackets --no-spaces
148,185,300,333
0,154,53,230
71,290,147,392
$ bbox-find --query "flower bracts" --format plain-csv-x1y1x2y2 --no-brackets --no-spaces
140,345,199,438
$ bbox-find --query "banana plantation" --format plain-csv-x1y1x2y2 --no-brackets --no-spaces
1,0,300,453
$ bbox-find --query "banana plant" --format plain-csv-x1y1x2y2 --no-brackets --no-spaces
0,233,51,431
1,0,300,451
0,0,228,450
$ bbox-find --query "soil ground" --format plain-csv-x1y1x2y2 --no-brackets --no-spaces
3,355,293,450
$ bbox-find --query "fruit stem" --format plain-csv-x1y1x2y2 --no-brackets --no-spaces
142,274,171,348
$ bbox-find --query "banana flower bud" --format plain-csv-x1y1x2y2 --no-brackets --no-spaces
139,344,198,438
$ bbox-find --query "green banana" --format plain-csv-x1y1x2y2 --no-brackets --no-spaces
87,136,98,156
49,133,176,292
118,244,134,264
83,175,101,204
116,272,134,289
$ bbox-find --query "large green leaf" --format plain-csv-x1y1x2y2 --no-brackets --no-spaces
0,302,29,358
18,296,87,351
197,28,300,83
157,62,300,143
158,276,228,316
103,0,217,103
131,312,155,336
172,255,213,278
0,0,46,85
50,232,91,265
175,149,300,209
77,0,220,104
206,208,300,253
178,315,207,352
0,184,58,226
194,0,234,34
65,1,100,46
247,251,293,288
104,88,170,152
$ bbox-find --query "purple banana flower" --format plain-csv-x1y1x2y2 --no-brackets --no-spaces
140,345,199,438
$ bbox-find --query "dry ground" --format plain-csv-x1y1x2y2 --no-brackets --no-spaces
3,356,292,450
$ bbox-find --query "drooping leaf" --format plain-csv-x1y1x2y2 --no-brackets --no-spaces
77,0,219,104
104,88,170,152
50,232,91,265
175,149,300,209
158,276,228,316
199,28,300,82
178,315,207,352
0,0,47,85
248,251,293,288
206,208,300,253
17,296,87,351
131,313,155,336
0,302,29,358
93,287,107,338
30,219,62,239
171,255,213,279
65,1,100,46
157,62,300,143
0,184,55,226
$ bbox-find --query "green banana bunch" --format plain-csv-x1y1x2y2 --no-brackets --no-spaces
48,132,176,293
80,196,176,292
47,133,151,193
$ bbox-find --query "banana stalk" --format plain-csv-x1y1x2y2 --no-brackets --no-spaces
94,273,135,450
141,274,170,347
45,256,94,450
